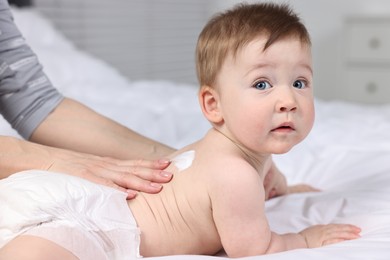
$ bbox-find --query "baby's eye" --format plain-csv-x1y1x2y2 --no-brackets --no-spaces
253,81,271,90
293,80,307,89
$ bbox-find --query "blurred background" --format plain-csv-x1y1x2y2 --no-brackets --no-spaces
11,0,390,103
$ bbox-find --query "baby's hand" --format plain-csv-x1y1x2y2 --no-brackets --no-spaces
287,184,320,194
299,224,361,248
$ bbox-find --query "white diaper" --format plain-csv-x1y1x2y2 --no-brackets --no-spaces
0,170,141,259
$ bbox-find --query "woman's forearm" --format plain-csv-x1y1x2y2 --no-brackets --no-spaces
30,98,175,160
0,136,53,179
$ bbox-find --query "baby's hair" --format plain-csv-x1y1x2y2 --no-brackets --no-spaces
196,2,311,87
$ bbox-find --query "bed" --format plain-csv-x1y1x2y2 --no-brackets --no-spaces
2,6,390,260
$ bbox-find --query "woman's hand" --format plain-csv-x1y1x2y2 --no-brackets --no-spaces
47,150,173,199
0,136,173,199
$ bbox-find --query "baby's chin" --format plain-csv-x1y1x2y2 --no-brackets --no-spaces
271,148,293,155
268,142,298,154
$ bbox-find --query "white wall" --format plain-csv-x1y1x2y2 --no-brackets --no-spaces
35,0,209,85
35,0,390,101
209,0,390,101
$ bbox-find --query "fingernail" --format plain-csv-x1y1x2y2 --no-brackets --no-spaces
126,189,138,198
160,171,172,178
158,159,171,164
150,182,163,189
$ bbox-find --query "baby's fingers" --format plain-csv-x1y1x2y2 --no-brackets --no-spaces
331,224,361,235
288,184,321,194
323,224,361,245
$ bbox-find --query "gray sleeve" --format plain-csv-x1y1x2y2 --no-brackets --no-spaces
0,0,64,139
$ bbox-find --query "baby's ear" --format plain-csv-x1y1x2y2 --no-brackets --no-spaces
198,85,223,124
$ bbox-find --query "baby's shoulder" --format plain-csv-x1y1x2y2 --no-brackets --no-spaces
206,156,265,205
207,155,260,185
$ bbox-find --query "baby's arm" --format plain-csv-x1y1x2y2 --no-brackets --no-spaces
264,159,319,199
265,224,361,254
263,160,288,199
210,160,360,257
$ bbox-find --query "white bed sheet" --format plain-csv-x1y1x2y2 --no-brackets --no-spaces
2,7,390,260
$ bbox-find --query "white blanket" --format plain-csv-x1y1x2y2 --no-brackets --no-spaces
2,7,390,260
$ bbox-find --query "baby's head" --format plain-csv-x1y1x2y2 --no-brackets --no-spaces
196,2,311,88
196,3,314,155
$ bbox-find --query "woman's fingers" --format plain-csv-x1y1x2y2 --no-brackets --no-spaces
47,152,174,199
115,158,171,170
90,160,174,196
105,159,174,186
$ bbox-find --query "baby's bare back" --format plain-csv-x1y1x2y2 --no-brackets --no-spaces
127,149,222,257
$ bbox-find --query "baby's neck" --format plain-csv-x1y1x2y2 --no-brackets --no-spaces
211,128,270,172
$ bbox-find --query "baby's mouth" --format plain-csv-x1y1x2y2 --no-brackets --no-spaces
271,123,295,132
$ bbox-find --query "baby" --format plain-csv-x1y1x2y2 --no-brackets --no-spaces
129,3,360,257
0,2,360,259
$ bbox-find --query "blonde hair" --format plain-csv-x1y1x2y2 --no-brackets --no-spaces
196,2,311,87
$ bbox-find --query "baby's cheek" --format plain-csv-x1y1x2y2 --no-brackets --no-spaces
303,108,315,135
